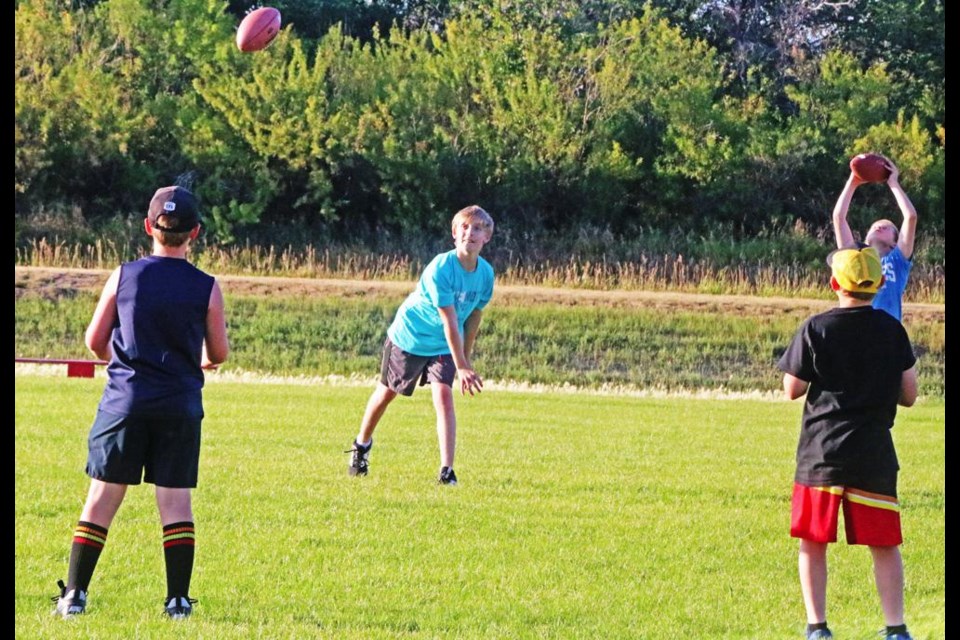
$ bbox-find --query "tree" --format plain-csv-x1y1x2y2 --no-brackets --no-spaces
835,0,944,126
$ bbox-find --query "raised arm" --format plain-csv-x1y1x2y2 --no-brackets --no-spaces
883,158,918,260
832,173,866,249
201,279,230,369
84,267,121,361
437,305,483,396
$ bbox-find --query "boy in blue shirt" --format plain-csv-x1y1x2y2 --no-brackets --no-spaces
832,155,918,322
347,205,495,485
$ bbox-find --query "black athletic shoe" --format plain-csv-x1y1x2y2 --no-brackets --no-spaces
51,579,87,619
346,440,371,476
438,467,458,486
164,596,197,620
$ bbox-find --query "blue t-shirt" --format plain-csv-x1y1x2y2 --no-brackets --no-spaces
873,246,911,322
387,251,495,356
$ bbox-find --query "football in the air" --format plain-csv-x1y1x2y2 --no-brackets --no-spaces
849,153,891,183
236,7,281,52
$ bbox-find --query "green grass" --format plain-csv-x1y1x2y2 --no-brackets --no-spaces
16,374,945,639
15,291,947,398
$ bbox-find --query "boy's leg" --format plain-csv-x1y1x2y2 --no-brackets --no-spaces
156,487,196,618
145,414,201,618
55,480,127,617
348,383,398,476
791,484,843,636
431,381,456,469
71,480,127,589
870,545,905,626
71,480,127,583
79,478,128,527
360,336,418,446
357,383,398,445
839,482,905,633
798,539,829,625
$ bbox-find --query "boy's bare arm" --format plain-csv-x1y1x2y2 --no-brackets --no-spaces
884,158,918,260
202,280,230,369
898,365,918,407
782,373,809,400
832,173,865,249
462,308,484,361
84,267,121,361
438,305,483,396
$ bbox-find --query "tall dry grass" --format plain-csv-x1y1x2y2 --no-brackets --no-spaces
16,237,945,303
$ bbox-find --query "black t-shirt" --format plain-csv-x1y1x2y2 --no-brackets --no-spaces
777,306,916,491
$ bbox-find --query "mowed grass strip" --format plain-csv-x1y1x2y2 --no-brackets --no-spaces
16,375,944,639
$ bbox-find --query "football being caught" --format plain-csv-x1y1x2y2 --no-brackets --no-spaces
849,153,891,183
236,7,281,52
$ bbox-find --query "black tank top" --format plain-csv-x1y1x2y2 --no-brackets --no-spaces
98,256,214,417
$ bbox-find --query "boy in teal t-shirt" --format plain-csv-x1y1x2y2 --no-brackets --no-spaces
347,205,495,485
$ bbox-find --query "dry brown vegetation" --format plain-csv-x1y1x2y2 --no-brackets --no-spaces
15,266,944,324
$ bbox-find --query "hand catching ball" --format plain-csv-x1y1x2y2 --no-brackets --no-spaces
849,153,891,183
236,7,281,52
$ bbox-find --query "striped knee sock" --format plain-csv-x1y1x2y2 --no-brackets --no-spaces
67,521,108,591
162,521,196,598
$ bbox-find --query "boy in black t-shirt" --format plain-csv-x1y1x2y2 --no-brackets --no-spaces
778,246,918,640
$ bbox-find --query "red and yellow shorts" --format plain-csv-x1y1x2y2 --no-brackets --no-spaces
791,483,902,546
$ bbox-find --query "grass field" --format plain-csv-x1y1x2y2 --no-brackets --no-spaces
15,373,945,639
13,282,948,399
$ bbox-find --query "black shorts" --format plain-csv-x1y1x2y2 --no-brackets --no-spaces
379,337,457,396
85,410,202,488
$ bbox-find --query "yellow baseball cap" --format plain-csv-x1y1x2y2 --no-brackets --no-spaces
826,245,884,294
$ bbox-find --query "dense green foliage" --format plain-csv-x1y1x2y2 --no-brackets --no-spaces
16,376,946,638
15,0,945,248
14,289,946,397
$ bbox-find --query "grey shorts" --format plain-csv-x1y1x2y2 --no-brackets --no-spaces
379,337,456,396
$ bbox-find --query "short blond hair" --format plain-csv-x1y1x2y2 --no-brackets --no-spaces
451,205,494,235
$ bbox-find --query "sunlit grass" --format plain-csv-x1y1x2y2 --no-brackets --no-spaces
15,374,944,639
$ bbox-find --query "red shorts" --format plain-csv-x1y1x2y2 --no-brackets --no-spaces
790,483,902,546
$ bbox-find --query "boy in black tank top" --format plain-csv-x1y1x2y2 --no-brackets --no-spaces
52,186,230,620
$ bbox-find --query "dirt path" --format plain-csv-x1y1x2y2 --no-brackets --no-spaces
15,266,945,322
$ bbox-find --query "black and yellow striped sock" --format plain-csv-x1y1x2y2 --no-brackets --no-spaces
67,521,108,591
162,521,196,598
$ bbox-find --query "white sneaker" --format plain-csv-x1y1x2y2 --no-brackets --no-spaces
51,580,87,618
164,595,197,620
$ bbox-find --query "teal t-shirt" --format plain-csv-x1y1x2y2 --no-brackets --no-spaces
387,250,495,356
873,246,911,322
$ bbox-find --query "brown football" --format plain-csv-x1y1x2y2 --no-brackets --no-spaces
849,153,891,183
236,7,281,52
